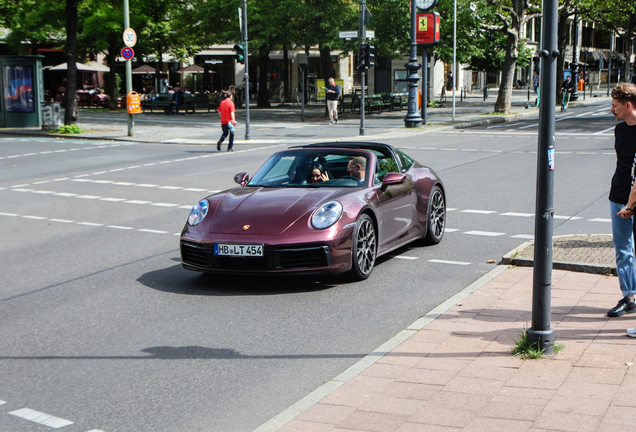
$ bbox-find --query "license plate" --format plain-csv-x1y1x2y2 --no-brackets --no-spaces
214,243,264,257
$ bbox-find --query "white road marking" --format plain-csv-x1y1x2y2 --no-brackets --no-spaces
77,222,103,226
511,234,534,239
49,219,74,223
554,215,582,220
428,259,471,265
125,200,152,205
33,181,50,184
444,228,460,232
589,218,611,223
22,215,47,220
100,197,127,202
151,203,180,207
594,126,615,135
76,195,102,199
138,229,170,234
9,408,73,428
136,184,159,188
390,255,419,260
108,225,134,230
0,399,5,404
0,212,19,216
11,184,29,188
501,212,534,217
463,231,506,237
460,209,497,214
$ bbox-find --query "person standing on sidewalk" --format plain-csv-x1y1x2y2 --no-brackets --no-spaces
326,78,339,124
607,83,636,317
216,91,237,152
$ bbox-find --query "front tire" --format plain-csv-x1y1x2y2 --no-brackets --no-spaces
423,186,445,245
349,214,377,280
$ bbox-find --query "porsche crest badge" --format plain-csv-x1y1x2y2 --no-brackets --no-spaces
243,225,250,230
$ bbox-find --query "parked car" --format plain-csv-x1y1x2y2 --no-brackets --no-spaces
180,142,445,280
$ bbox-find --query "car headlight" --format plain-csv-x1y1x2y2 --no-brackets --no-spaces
188,199,209,226
311,201,343,229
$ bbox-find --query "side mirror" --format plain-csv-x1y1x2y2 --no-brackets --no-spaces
382,172,405,186
234,172,250,187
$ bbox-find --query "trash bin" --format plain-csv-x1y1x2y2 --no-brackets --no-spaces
41,101,61,131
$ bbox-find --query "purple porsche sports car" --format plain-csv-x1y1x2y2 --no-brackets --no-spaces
180,142,445,280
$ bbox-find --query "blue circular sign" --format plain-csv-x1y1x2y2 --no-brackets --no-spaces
121,47,134,60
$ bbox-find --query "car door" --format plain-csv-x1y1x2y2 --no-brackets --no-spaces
374,156,417,251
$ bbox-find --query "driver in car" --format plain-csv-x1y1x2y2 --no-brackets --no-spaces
347,156,366,183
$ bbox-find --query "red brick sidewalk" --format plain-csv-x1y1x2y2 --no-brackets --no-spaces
262,266,636,432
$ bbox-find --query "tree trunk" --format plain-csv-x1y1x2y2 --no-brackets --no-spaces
319,45,335,80
283,44,289,104
107,37,118,110
64,0,79,125
494,35,518,113
257,45,270,108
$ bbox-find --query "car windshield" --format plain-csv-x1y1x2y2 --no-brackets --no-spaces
247,150,371,188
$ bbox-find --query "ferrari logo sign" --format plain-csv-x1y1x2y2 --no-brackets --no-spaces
418,17,427,32
243,225,250,230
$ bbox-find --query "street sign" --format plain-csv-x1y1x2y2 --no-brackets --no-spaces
339,30,375,39
339,31,357,39
123,28,137,47
416,12,440,47
121,47,135,60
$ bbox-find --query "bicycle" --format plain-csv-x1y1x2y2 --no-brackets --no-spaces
560,89,571,112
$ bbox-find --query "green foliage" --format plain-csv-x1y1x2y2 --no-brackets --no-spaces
51,124,85,134
511,329,545,359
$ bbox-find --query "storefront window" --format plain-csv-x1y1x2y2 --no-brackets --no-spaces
4,66,34,112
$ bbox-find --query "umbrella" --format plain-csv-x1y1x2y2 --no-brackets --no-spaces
132,64,166,75
175,64,215,92
85,61,110,72
47,62,104,72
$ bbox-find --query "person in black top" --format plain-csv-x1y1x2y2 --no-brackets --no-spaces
166,85,185,115
607,83,636,319
561,75,575,93
326,78,340,124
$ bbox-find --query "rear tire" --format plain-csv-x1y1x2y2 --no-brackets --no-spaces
348,214,377,280
423,186,445,245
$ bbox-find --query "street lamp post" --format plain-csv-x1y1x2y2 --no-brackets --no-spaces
241,0,250,140
123,0,133,136
527,0,558,354
570,8,579,101
404,0,422,128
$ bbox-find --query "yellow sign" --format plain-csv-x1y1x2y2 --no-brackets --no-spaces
418,17,428,32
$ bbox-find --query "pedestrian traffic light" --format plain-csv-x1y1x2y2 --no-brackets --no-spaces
364,44,375,69
234,43,245,64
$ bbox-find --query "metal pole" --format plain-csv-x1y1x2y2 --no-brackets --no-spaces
300,64,305,122
404,0,422,127
527,0,557,354
421,48,427,125
359,0,367,136
583,50,587,101
124,0,133,137
452,0,456,121
608,32,613,96
570,8,579,100
242,0,250,140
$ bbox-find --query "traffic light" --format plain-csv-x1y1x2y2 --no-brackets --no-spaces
357,43,375,71
357,43,368,71
364,44,375,69
234,43,245,64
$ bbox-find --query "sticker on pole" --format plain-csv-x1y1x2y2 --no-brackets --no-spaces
123,28,137,47
121,47,135,60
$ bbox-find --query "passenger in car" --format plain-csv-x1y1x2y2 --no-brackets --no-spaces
308,163,330,183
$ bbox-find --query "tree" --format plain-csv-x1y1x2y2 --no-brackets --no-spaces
481,0,541,113
64,0,80,125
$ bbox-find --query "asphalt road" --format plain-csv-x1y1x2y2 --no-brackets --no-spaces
0,99,616,432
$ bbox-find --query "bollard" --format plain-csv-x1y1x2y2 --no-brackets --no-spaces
528,86,530,100
483,85,488,101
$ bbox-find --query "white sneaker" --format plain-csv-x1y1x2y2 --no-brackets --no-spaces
626,327,636,337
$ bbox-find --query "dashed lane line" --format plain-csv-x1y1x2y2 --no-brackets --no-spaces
463,231,506,237
0,142,134,160
428,259,471,265
9,407,74,428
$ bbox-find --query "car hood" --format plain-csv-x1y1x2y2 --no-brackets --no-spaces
208,187,343,235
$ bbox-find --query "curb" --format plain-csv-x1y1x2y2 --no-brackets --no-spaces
501,237,616,276
252,265,509,432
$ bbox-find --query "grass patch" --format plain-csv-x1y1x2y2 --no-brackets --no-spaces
511,328,563,359
50,124,86,134
427,101,440,108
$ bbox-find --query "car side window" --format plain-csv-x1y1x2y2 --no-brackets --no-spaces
396,150,414,172
376,156,400,183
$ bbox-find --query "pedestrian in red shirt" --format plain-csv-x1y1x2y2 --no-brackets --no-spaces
217,91,237,152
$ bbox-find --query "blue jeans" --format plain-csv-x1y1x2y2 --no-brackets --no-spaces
219,123,235,149
610,200,636,297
